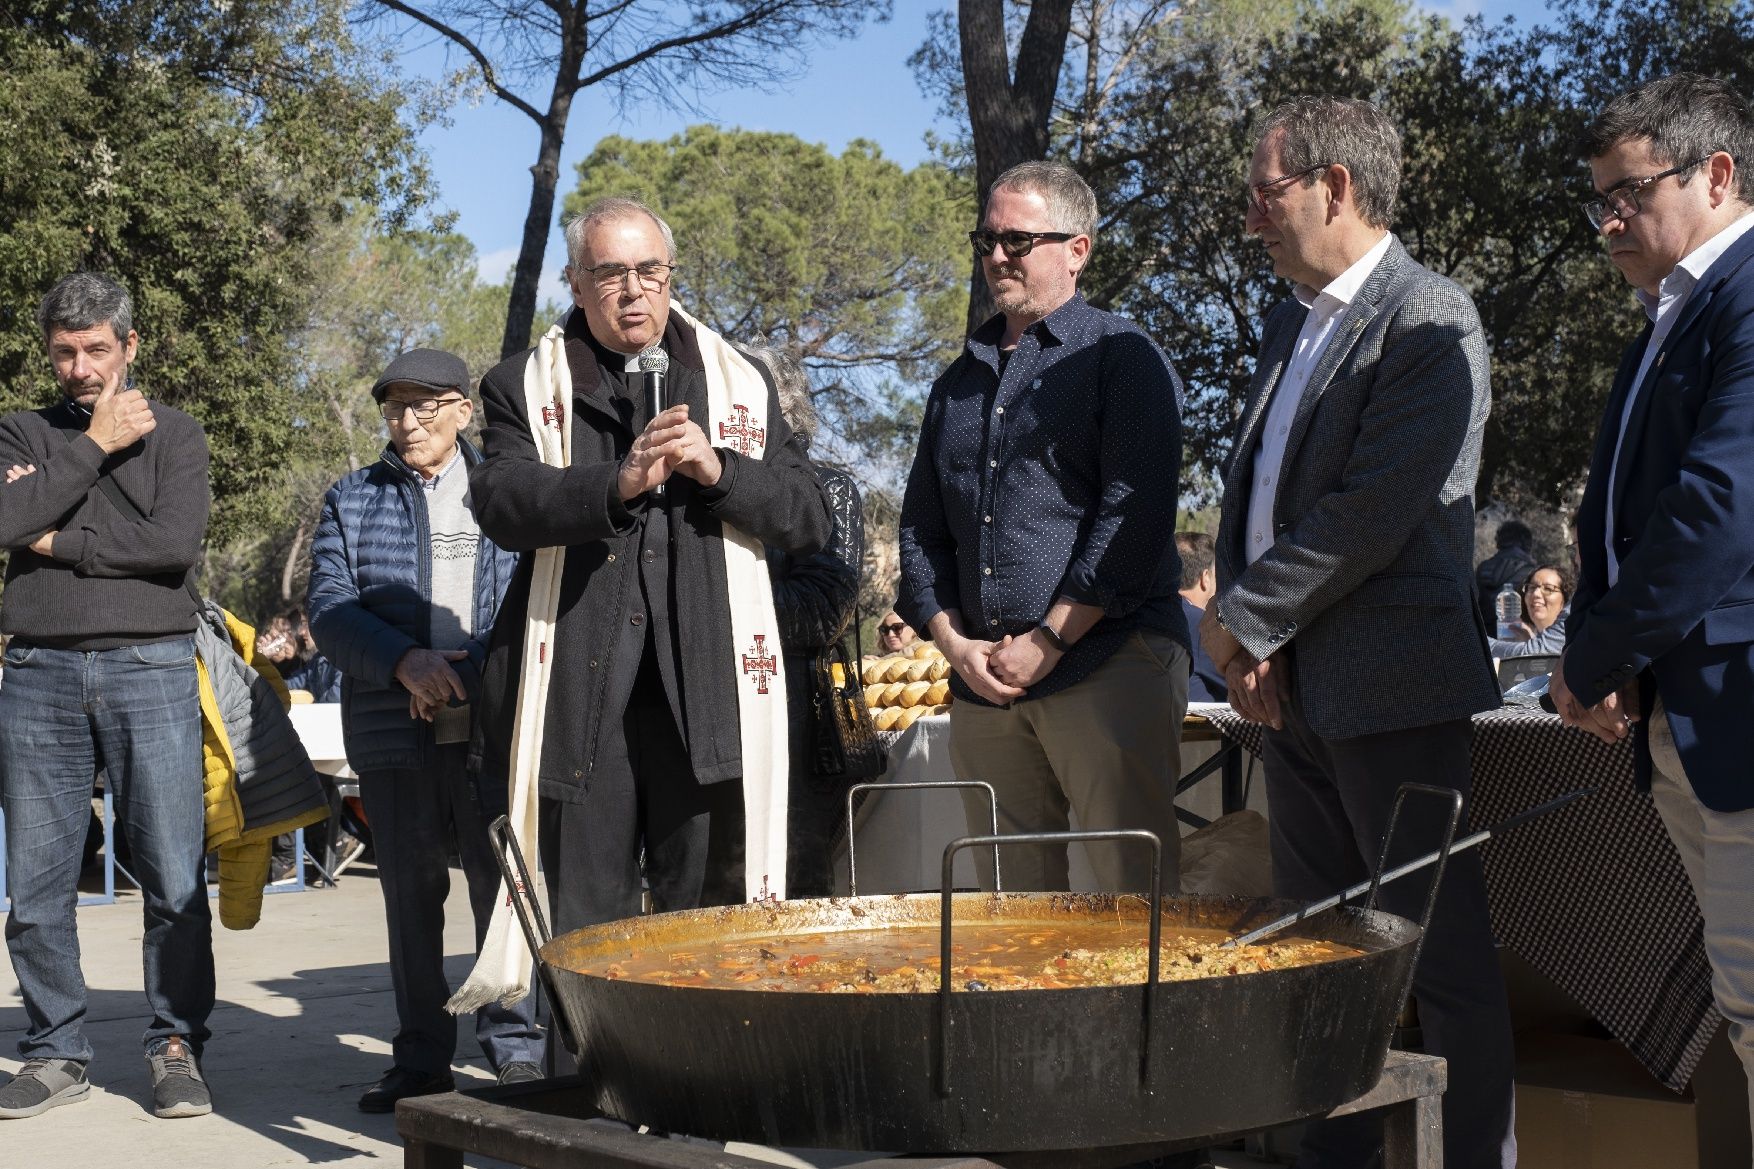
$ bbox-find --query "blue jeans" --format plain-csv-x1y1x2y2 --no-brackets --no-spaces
1,638,210,1062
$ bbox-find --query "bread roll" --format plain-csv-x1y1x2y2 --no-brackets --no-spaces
862,662,885,686
904,659,933,682
930,703,953,717
881,657,912,683
875,706,904,731
907,641,937,660
899,680,932,708
880,682,907,706
864,683,887,709
927,657,950,682
896,705,927,730
925,679,950,706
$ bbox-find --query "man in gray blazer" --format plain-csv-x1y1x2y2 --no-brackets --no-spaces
1199,96,1513,1169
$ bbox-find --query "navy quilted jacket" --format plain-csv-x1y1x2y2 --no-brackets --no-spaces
307,442,520,772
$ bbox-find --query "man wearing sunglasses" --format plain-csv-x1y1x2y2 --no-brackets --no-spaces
1200,96,1510,1169
1553,74,1754,1142
898,161,1188,897
307,347,543,1109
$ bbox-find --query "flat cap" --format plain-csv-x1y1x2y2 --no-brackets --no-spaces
371,348,470,402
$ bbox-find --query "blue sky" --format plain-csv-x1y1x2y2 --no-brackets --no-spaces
408,0,1531,297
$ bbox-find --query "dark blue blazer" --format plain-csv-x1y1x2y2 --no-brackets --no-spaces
1564,221,1754,811
1181,596,1227,702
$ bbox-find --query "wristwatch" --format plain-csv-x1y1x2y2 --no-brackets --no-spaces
1036,621,1070,653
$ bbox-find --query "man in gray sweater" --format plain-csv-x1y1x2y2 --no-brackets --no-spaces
0,273,215,1120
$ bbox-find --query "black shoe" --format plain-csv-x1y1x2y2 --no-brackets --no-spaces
495,1061,543,1087
357,1066,454,1113
146,1036,211,1118
0,1058,90,1119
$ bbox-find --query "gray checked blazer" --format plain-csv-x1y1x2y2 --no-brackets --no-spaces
1214,236,1500,740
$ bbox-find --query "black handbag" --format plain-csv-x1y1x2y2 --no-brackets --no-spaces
810,612,888,780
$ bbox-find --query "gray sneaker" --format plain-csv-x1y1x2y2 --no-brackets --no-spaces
0,1058,90,1119
146,1037,211,1118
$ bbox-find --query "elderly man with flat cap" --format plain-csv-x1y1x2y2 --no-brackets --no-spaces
307,348,543,1111
462,196,829,976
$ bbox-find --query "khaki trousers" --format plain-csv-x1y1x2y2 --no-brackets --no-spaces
948,630,1187,893
1648,698,1754,1145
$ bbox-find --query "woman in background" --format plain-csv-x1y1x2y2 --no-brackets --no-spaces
1489,564,1571,659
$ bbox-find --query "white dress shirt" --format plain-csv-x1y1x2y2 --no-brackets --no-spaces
1605,210,1754,585
1246,231,1393,565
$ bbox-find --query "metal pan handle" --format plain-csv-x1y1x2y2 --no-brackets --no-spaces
844,780,1002,896
1365,783,1464,939
488,815,579,1054
937,829,1164,1096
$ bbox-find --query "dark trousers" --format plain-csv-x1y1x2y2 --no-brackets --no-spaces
540,650,743,937
1261,697,1515,1169
0,639,210,1062
359,743,542,1077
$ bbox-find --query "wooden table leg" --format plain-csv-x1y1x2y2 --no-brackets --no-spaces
1380,1091,1443,1169
402,1134,465,1169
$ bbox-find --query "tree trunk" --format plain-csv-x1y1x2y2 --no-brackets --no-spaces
501,107,573,359
957,0,1076,334
281,517,310,603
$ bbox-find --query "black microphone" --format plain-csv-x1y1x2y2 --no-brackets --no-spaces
639,346,670,503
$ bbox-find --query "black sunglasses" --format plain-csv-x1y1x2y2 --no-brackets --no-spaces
877,623,909,635
969,229,1074,258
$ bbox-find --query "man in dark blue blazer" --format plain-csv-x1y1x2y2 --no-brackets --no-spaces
1554,73,1754,1132
1175,531,1227,702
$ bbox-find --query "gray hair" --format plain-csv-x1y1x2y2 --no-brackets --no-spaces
36,272,133,343
1586,73,1754,203
563,196,677,269
1256,96,1403,229
988,160,1099,241
730,337,816,449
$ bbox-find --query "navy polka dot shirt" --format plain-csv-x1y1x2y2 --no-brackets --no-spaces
898,293,1188,704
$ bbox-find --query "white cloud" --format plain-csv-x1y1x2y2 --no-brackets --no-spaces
474,246,520,285
474,246,569,302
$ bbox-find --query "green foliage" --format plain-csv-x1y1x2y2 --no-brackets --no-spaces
0,0,431,549
208,213,516,619
563,125,970,472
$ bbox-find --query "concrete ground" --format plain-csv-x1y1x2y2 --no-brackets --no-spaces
1,859,1274,1169
0,861,517,1168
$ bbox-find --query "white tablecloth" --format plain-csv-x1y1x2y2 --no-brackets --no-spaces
829,714,1101,894
287,702,353,779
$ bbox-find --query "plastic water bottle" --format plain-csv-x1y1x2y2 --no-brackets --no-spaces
1495,581,1522,640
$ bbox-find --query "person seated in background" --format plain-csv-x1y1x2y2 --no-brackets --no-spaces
1488,564,1571,659
1474,519,1536,626
736,339,865,900
307,347,543,1109
1175,531,1227,702
278,607,341,702
877,609,916,655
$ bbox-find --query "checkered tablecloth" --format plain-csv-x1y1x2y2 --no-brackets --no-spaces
1195,703,1720,1092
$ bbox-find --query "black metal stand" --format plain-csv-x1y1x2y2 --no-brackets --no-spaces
396,1051,1445,1169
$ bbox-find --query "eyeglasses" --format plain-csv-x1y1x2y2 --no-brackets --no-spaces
381,396,465,423
1247,163,1332,215
968,229,1074,258
584,260,677,292
877,623,909,635
1524,581,1565,596
1584,156,1716,229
